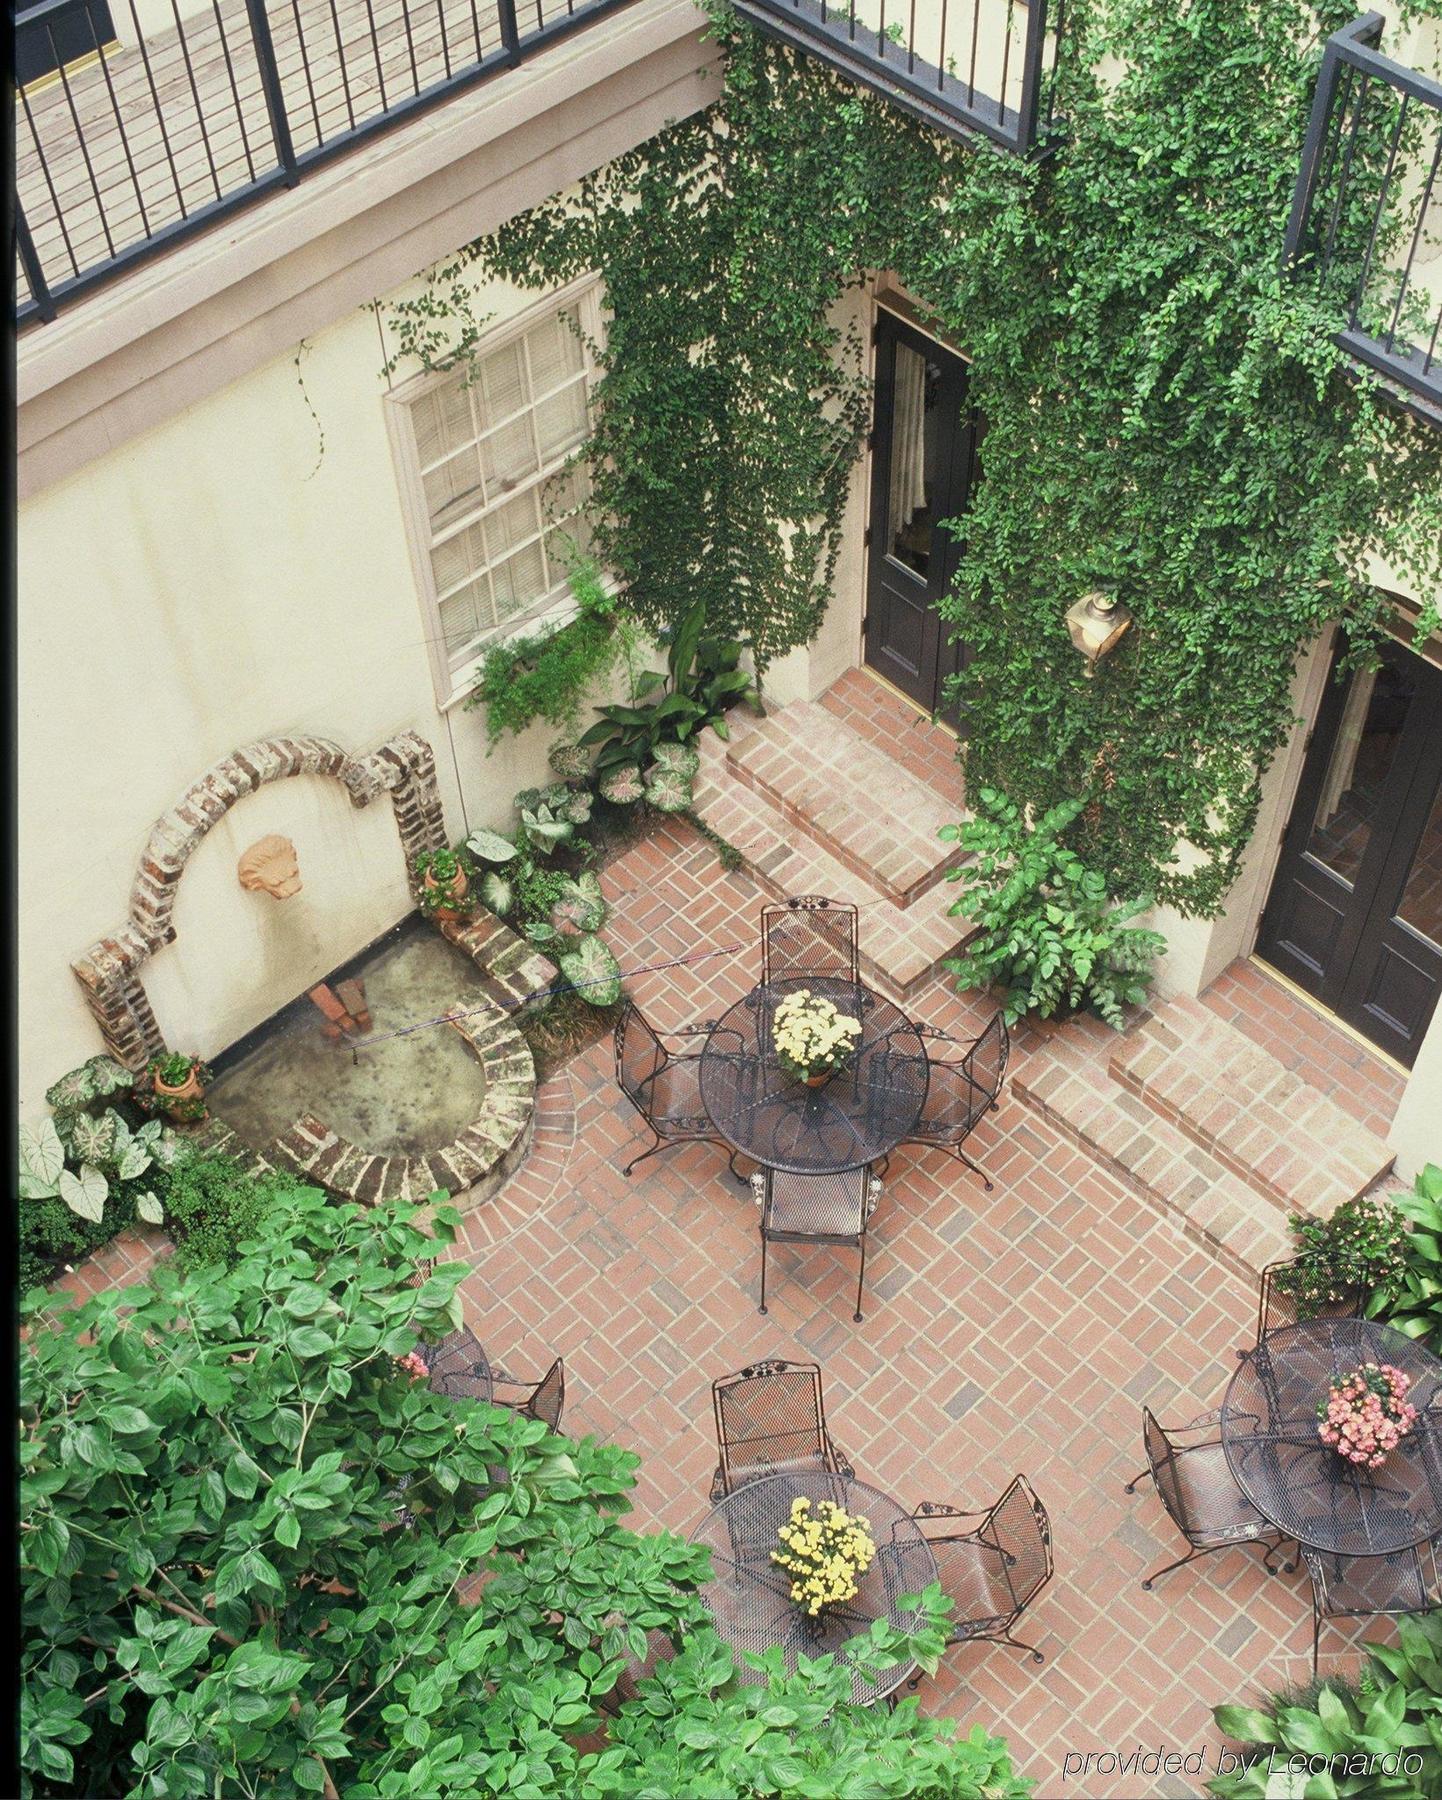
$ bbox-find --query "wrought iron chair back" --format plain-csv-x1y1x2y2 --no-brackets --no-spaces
882,1011,1009,1190
613,1000,738,1178
1304,1539,1442,1674
751,1166,881,1322
760,895,860,986
492,1356,566,1434
710,1360,852,1501
1253,1260,1363,1349
904,1475,1054,1666
424,1327,491,1404
615,1001,667,1110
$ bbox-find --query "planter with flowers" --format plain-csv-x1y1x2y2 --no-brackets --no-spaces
1317,1361,1418,1469
146,1052,213,1125
414,848,477,923
771,1495,876,1619
772,989,862,1087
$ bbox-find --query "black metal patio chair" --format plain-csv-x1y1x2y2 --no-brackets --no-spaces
614,1000,743,1178
490,1356,566,1433
751,1165,883,1322
1123,1406,1293,1589
1247,1259,1363,1352
760,895,860,986
1303,1540,1442,1675
710,1359,854,1503
904,1475,1055,1672
879,1013,1008,1191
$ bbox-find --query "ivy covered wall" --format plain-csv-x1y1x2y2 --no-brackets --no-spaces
385,0,1442,917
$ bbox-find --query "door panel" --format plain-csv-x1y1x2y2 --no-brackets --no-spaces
14,0,117,87
864,310,977,728
1257,636,1442,1065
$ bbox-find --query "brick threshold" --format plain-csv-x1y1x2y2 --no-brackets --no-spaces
1243,955,1411,1079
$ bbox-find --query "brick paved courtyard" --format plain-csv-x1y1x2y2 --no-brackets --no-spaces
52,678,1414,1800
439,816,1395,1800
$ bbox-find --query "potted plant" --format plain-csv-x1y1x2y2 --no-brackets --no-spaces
1317,1362,1418,1469
414,848,476,923
147,1052,212,1124
940,789,1167,1031
771,989,863,1087
771,1495,876,1621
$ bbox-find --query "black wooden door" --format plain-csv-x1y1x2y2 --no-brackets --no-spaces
14,0,116,87
1256,636,1442,1065
863,309,979,730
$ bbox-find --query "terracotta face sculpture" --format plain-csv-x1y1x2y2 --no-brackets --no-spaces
237,834,302,898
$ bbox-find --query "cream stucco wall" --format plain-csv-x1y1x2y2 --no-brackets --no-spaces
17,260,612,1117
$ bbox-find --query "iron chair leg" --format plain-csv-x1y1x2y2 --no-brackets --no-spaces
1123,1467,1152,1496
1312,1600,1322,1677
854,1235,867,1324
622,1129,668,1178
758,1233,769,1316
954,1145,994,1194
998,1625,1045,1665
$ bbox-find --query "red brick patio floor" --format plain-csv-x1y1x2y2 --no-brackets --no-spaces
445,818,1390,1800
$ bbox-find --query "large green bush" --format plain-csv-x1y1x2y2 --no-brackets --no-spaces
20,1184,1031,1798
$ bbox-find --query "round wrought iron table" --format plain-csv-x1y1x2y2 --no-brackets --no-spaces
697,976,928,1175
690,1470,939,1706
1223,1317,1442,1556
418,1325,494,1406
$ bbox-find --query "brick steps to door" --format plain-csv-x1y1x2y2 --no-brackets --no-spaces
1109,997,1395,1216
1013,1046,1294,1283
692,713,973,1003
724,699,961,907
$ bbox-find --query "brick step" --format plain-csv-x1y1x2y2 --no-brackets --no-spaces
1013,1050,1294,1283
693,729,973,1003
1109,997,1394,1217
725,698,965,907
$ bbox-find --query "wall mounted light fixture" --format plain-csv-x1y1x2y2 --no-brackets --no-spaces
1065,589,1133,672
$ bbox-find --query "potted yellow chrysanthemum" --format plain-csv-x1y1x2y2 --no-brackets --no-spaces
771,989,863,1088
770,1495,876,1618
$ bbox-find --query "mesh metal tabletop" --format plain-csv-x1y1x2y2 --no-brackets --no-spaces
691,1471,939,1706
1223,1318,1442,1556
419,1326,494,1407
698,977,928,1174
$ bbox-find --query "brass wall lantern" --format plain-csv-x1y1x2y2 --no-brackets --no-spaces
1065,589,1133,672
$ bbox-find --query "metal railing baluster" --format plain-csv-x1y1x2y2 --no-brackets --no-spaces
242,0,300,179
1350,94,1409,330
17,74,83,278
84,0,152,238
1384,130,1439,352
14,203,58,321
123,0,188,216
167,0,225,201
287,0,325,147
49,20,118,259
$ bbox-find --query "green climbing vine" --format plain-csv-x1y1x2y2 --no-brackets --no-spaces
381,0,1442,916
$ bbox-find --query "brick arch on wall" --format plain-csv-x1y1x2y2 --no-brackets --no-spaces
71,731,449,1070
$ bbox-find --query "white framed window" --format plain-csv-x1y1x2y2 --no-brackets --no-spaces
387,274,602,705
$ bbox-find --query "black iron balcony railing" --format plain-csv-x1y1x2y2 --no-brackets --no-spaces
1283,12,1442,425
12,0,636,327
728,0,1065,153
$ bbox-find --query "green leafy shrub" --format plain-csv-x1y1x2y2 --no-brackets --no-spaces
1208,1612,1442,1796
20,1184,1027,1799
1367,1164,1442,1354
941,790,1166,1028
160,1152,277,1271
466,558,638,747
1276,1189,1412,1320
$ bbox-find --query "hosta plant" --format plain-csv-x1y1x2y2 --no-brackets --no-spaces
941,790,1166,1029
1367,1164,1442,1355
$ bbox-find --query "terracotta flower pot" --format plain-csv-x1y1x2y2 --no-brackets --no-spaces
803,1072,832,1088
424,865,470,924
153,1062,207,1123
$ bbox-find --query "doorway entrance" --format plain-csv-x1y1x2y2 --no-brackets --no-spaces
1256,635,1442,1066
863,308,980,730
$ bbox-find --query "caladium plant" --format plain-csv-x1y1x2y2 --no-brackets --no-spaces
21,1059,179,1224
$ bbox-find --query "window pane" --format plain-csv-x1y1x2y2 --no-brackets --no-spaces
412,378,473,466
886,342,941,577
478,413,539,495
423,446,485,529
1398,785,1442,948
528,306,584,395
535,378,588,463
484,492,542,561
431,519,488,599
437,576,492,658
475,341,527,428
490,542,548,622
1307,661,1417,887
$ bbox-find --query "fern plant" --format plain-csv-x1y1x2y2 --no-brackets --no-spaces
941,790,1166,1029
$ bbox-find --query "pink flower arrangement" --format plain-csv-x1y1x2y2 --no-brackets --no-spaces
395,1349,430,1381
1317,1361,1418,1469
